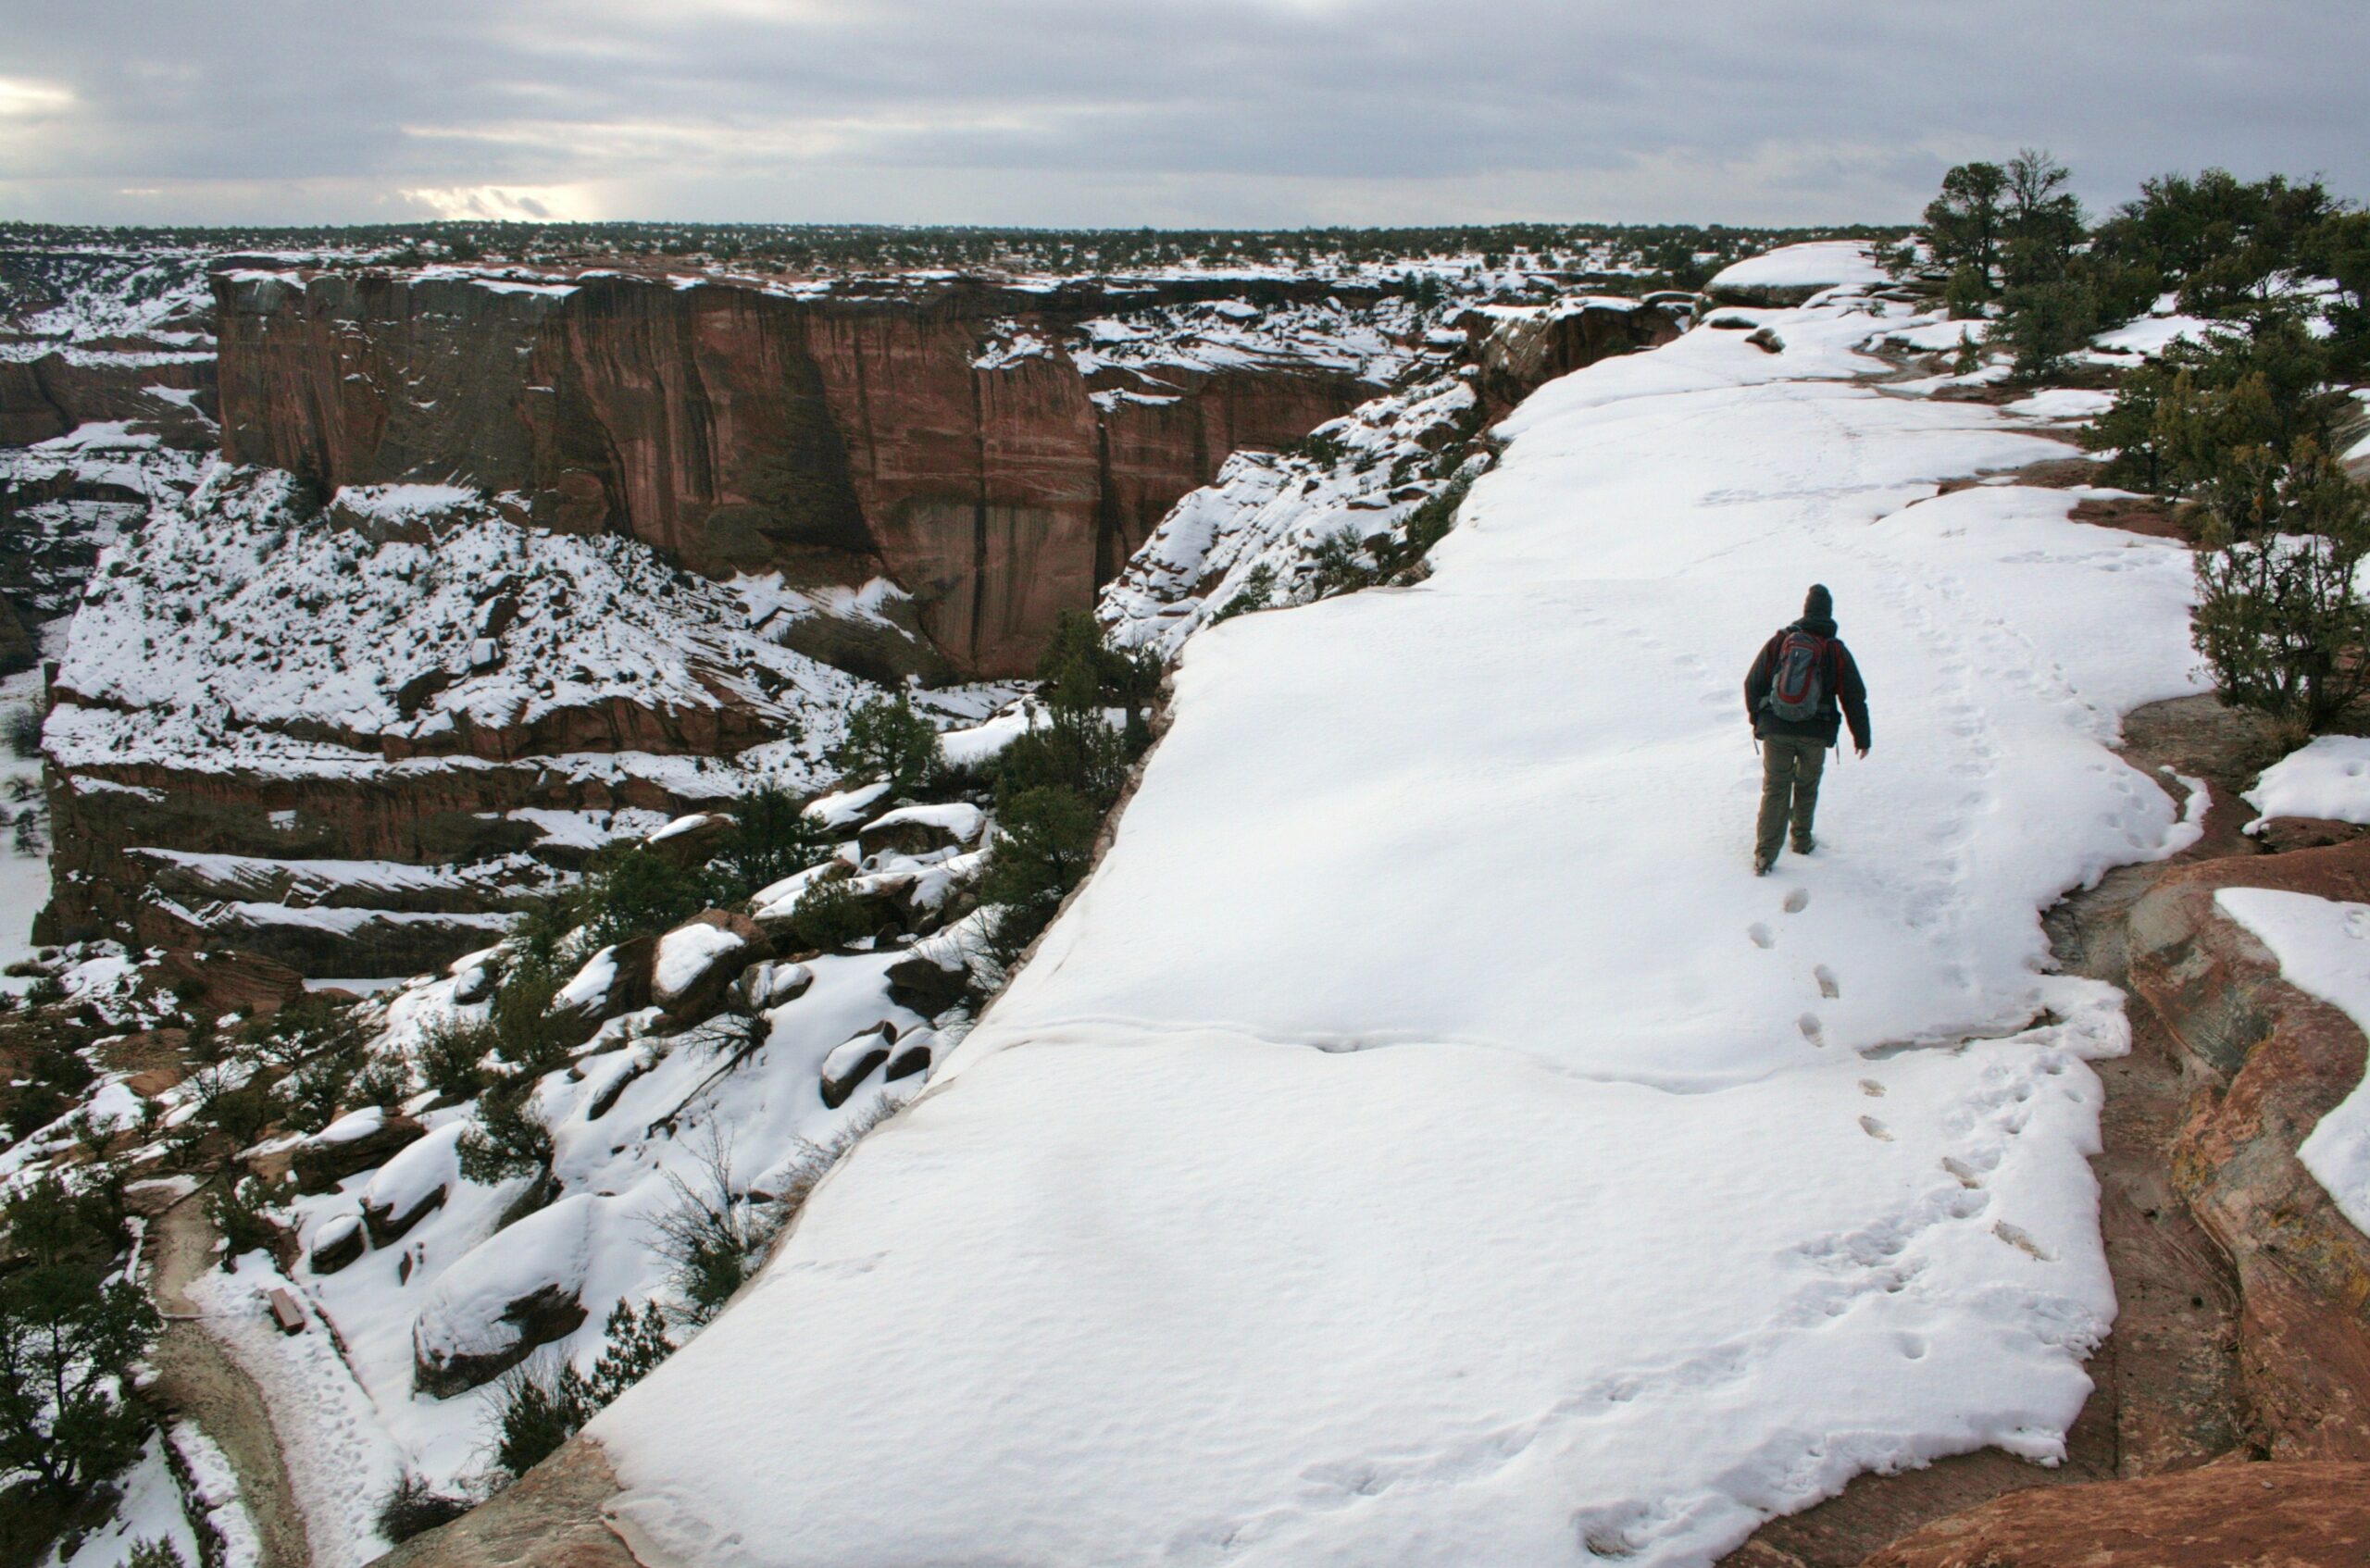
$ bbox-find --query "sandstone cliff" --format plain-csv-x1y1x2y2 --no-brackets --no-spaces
214,268,1392,677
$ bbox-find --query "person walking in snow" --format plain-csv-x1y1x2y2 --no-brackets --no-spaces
1743,584,1870,876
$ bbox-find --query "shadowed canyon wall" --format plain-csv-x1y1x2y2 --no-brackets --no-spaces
214,270,1373,677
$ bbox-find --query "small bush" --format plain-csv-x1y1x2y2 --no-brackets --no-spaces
484,960,571,1078
1304,525,1381,599
377,1474,470,1545
978,785,1101,959
580,847,705,950
780,876,876,953
702,784,830,907
489,1357,588,1478
416,1016,496,1101
582,1298,674,1405
2191,439,2370,738
125,1540,186,1568
648,1182,775,1325
1208,562,1279,625
1998,279,2096,382
0,707,38,763
456,1086,553,1186
993,718,1132,811
208,1177,279,1262
831,692,941,796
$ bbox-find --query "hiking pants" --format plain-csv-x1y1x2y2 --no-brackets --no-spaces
1756,734,1827,862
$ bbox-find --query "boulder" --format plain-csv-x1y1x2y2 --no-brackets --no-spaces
361,1124,464,1246
650,912,767,1021
820,1026,897,1109
884,1033,935,1083
550,936,655,1045
291,1108,426,1193
733,960,814,1011
857,803,988,861
1861,1461,2370,1567
2126,840,2370,1459
884,952,968,1018
413,1194,597,1397
2254,817,2370,855
642,812,734,867
309,1213,368,1275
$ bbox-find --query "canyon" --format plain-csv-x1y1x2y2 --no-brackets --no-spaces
219,266,1429,678
14,243,1678,972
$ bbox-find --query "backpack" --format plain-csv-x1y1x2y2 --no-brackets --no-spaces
1764,628,1832,723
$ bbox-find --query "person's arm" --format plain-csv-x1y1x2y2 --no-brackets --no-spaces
1836,643,1871,753
1743,634,1776,724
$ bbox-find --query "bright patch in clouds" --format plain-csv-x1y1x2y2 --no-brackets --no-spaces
0,78,72,116
399,184,597,221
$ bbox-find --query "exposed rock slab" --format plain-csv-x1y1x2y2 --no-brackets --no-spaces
1859,1461,2370,1567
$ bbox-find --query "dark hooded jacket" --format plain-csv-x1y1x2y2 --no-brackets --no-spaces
1744,614,1870,749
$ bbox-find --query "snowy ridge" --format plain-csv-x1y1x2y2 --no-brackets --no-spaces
592,256,2212,1566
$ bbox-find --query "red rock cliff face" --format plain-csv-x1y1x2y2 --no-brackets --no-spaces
215,271,1376,677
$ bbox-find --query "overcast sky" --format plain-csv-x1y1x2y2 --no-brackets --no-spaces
3,0,2364,230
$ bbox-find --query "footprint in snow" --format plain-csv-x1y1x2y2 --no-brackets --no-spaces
1859,1115,1893,1141
1859,1078,1885,1097
1815,965,1840,998
1993,1220,2054,1261
1748,923,1775,950
1941,1155,1982,1188
1798,1013,1825,1046
1784,887,1810,915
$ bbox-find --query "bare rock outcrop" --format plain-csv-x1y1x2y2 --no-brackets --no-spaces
1859,1461,2370,1567
2126,839,2370,1461
213,268,1378,678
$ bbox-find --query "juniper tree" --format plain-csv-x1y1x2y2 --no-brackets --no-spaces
2191,439,2370,739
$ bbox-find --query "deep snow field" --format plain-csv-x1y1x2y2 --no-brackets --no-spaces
588,277,2212,1566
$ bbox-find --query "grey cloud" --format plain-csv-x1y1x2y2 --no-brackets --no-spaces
1,0,2364,225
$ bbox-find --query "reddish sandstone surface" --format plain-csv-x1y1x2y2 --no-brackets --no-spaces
214,269,1385,678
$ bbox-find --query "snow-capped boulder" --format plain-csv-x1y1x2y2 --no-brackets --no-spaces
1704,240,1889,307
360,1122,465,1245
644,812,734,866
734,960,815,1011
551,937,655,1042
651,915,759,1008
884,951,968,1018
803,779,892,830
857,803,986,861
2247,737,2370,834
819,1026,897,1109
412,1193,600,1397
308,1212,367,1275
884,1029,936,1084
292,1107,424,1193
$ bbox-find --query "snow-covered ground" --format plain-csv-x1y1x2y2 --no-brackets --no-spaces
1707,239,1890,297
2213,888,2370,1237
2245,734,2370,829
0,634,61,977
590,268,2208,1565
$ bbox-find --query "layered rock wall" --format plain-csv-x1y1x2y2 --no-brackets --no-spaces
215,270,1370,676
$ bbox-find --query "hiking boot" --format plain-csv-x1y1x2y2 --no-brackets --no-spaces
1753,851,1775,877
1790,832,1815,855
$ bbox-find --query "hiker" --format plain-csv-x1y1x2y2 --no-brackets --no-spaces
1743,584,1870,876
